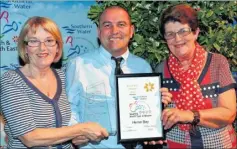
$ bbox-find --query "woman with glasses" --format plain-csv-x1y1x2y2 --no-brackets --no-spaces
154,3,236,148
0,16,108,148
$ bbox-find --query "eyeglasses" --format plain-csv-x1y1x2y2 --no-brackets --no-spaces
164,28,192,40
24,39,57,47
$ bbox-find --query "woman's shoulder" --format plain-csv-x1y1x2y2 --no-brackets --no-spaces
1,69,19,81
52,68,65,79
210,52,228,63
0,69,22,89
53,68,65,74
155,59,168,73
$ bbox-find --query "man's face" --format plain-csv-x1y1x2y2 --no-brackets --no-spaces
98,7,134,57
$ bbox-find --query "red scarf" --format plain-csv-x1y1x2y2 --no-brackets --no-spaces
168,43,206,131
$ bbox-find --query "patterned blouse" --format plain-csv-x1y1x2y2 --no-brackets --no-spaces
156,52,236,148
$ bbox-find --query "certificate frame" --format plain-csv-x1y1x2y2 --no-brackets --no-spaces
116,73,164,143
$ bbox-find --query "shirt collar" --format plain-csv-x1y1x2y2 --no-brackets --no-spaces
99,45,129,63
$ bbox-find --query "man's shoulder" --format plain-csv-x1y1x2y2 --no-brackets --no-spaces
127,53,152,72
128,53,150,65
68,49,100,63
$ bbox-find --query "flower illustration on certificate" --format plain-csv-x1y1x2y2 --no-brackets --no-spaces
144,82,154,92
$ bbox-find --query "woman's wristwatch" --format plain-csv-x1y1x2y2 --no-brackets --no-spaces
191,110,200,126
190,110,200,134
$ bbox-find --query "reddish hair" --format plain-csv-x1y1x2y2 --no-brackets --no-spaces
160,4,198,38
18,16,63,64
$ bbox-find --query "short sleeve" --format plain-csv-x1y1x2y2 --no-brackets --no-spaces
0,71,36,137
216,54,236,93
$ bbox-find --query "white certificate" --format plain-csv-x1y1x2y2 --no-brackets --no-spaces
116,73,164,143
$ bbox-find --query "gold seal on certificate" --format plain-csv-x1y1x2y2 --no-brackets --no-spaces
116,73,164,143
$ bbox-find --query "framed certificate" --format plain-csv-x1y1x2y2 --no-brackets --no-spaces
116,73,164,143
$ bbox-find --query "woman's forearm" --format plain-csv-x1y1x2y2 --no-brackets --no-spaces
198,107,236,128
198,89,236,128
19,124,83,147
19,122,108,148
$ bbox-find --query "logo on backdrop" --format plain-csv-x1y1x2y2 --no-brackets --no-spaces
64,36,96,60
62,24,96,61
0,1,31,74
62,24,93,34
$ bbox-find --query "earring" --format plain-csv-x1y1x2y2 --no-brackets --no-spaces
25,53,30,60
